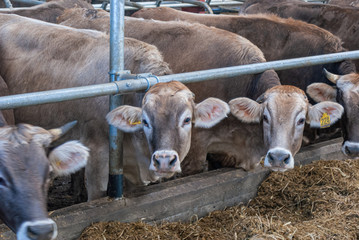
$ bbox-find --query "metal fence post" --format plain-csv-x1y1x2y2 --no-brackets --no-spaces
3,0,13,8
108,0,125,199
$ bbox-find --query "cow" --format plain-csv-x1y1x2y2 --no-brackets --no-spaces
0,73,88,240
107,81,230,179
0,120,89,240
0,0,93,23
241,0,359,68
307,69,359,157
0,14,172,200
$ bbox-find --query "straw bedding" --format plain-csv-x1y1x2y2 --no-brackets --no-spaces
79,159,359,240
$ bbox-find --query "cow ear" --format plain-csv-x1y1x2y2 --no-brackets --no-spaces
229,97,263,123
307,101,344,128
106,105,143,132
48,141,89,176
306,83,337,102
194,97,230,128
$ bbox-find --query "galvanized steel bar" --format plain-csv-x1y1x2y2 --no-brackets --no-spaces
107,0,125,199
3,0,12,8
1,50,359,109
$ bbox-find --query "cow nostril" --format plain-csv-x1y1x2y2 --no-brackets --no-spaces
345,146,351,155
283,154,291,165
152,155,160,167
268,152,274,164
169,155,177,166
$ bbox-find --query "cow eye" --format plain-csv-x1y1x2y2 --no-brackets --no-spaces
183,117,191,125
142,119,149,128
0,177,7,188
297,118,305,126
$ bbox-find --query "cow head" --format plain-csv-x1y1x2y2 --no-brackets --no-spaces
107,81,229,179
307,69,359,156
0,121,89,240
229,85,343,171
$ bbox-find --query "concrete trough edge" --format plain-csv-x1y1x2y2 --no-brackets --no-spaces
0,137,347,240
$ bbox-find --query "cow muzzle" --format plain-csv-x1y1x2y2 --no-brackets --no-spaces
17,219,57,240
149,150,181,177
342,141,359,156
264,147,294,171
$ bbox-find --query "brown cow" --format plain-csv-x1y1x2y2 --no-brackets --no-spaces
307,70,359,156
0,121,89,240
241,0,359,68
0,0,93,23
107,81,230,179
0,14,172,200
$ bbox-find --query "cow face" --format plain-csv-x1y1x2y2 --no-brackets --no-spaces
230,85,343,171
107,81,229,179
0,122,89,240
307,70,359,156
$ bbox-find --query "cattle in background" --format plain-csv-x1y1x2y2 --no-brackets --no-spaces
241,0,359,68
107,81,230,179
0,121,89,240
0,0,93,23
307,70,359,157
0,14,172,200
56,10,345,174
132,7,355,89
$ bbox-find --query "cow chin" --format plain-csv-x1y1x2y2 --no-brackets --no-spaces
263,147,294,172
342,141,359,157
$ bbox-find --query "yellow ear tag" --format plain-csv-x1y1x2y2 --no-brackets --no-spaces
129,120,142,125
320,113,330,128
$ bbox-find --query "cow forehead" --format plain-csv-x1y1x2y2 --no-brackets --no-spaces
265,87,308,115
143,82,194,107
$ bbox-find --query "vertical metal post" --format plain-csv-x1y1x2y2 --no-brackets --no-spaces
3,0,13,8
107,0,125,198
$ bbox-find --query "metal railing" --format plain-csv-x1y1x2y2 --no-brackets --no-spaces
1,51,359,110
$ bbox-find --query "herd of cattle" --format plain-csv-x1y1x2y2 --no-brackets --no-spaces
0,0,358,239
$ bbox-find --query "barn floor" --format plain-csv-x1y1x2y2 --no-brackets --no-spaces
79,159,359,240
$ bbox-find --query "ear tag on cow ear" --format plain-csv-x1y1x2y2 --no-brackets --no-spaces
129,120,142,125
320,113,331,128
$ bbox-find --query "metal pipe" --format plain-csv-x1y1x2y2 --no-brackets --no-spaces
93,0,243,11
179,0,213,14
125,0,143,9
107,0,125,199
3,0,12,8
1,50,359,109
